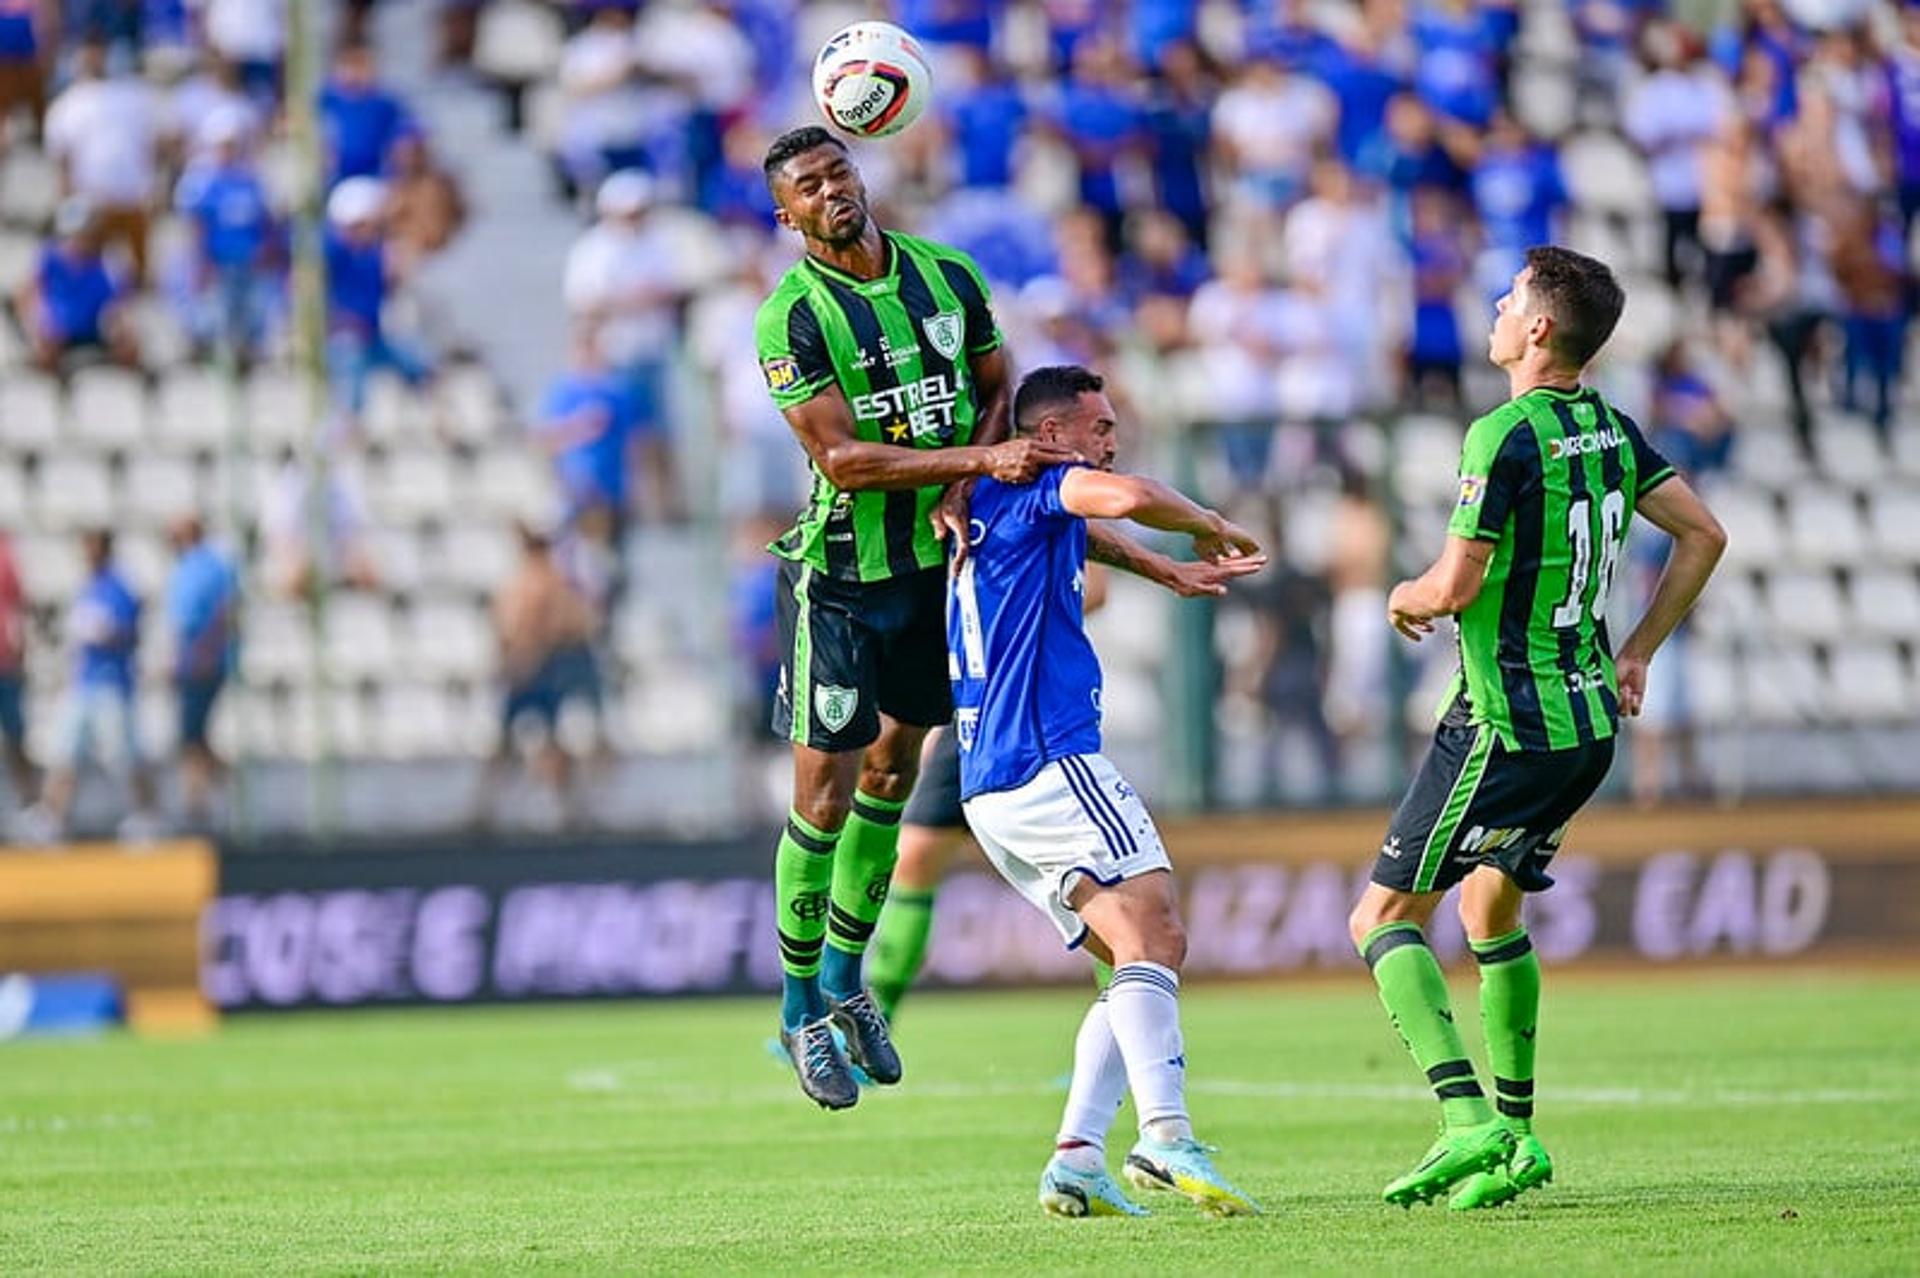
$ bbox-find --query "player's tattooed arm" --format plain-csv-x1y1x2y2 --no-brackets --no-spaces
1386,535,1495,641
1086,521,1266,600
782,382,1075,493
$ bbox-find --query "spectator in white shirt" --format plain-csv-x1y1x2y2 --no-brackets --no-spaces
198,0,286,103
44,35,167,287
562,169,684,426
1624,21,1734,287
1211,54,1335,218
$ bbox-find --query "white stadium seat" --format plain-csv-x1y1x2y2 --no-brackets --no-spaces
0,148,58,226
1867,488,1920,562
323,594,399,679
1712,488,1783,567
0,229,39,296
436,364,505,444
1847,567,1920,640
246,369,307,447
121,454,201,528
1682,639,1740,728
1825,643,1913,724
1562,131,1654,218
14,532,84,601
0,372,61,451
155,366,229,452
240,603,315,683
1762,569,1845,643
1689,569,1761,639
376,681,458,758
1782,487,1867,568
1814,422,1887,487
1733,428,1806,492
437,522,518,594
35,455,114,530
113,531,168,597
0,458,27,520
1742,645,1825,726
472,450,559,523
374,448,458,524
406,598,494,681
69,363,149,452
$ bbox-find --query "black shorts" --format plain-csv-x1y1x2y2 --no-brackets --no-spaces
1372,720,1615,895
772,560,952,752
902,725,964,829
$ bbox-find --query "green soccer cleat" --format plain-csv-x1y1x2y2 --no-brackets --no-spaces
1122,1137,1262,1216
1449,1132,1554,1211
1382,1120,1518,1207
1038,1157,1149,1218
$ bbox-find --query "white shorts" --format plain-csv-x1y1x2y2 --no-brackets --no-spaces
961,753,1172,949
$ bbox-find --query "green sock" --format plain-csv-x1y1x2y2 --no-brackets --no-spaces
1359,922,1494,1129
821,790,906,1000
776,810,839,1029
1473,927,1540,1133
868,886,936,1019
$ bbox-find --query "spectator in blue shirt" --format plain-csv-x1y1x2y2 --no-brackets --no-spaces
1049,35,1145,249
13,199,138,372
324,176,433,434
939,47,1027,190
1357,94,1468,245
1411,0,1506,129
1245,0,1338,71
1320,27,1406,164
320,40,415,186
1142,39,1213,244
174,109,280,358
897,0,997,53
1468,110,1568,299
1405,187,1470,407
538,326,670,530
166,515,235,830
1118,208,1209,306
0,0,50,144
25,529,158,843
1129,0,1197,72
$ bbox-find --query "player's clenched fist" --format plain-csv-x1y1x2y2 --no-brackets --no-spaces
980,438,1081,483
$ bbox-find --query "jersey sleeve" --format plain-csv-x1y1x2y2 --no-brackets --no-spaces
939,251,1004,356
754,291,838,410
1621,413,1678,495
1448,413,1532,541
1015,462,1085,527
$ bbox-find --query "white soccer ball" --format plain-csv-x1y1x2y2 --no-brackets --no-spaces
812,21,933,140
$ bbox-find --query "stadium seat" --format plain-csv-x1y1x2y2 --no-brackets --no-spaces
0,458,26,518
1682,639,1739,727
14,531,83,601
436,363,504,444
1867,488,1920,561
376,682,458,758
0,147,57,226
1510,63,1577,139
1100,668,1161,740
1824,642,1913,724
473,451,559,522
473,0,567,87
373,448,458,524
0,372,61,452
1741,644,1825,726
121,454,202,528
1390,413,1466,505
1689,568,1760,639
624,670,726,752
122,294,192,370
1889,427,1920,480
364,372,427,444
366,527,425,596
1783,487,1868,567
1731,428,1803,492
1088,579,1167,667
1604,276,1678,364
437,523,517,594
1847,567,1920,640
35,456,115,530
67,366,149,452
1706,489,1782,567
323,594,399,680
0,228,38,296
1763,569,1846,642
246,369,308,447
113,530,168,597
155,366,230,452
611,602,670,669
1813,420,1887,487
240,604,315,683
406,598,494,680
1562,131,1654,218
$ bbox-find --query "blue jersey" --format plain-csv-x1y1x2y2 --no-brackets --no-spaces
949,465,1103,799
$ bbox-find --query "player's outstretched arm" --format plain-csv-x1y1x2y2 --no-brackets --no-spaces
781,385,1078,492
1065,471,1267,595
1615,477,1728,716
1386,536,1496,641
1085,523,1263,598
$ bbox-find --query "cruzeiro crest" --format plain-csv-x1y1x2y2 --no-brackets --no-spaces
815,684,859,733
923,310,963,362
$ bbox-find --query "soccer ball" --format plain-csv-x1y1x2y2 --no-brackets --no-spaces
812,21,932,139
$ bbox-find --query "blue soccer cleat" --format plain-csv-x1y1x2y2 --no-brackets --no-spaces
1038,1156,1149,1218
1122,1136,1262,1216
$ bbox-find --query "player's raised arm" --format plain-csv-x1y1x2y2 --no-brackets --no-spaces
1060,469,1264,580
1614,476,1727,715
1085,522,1265,599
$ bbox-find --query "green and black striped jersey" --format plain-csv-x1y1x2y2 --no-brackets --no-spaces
1445,384,1677,752
754,231,1003,583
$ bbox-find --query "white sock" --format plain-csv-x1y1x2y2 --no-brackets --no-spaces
1105,962,1192,1140
1055,994,1129,1157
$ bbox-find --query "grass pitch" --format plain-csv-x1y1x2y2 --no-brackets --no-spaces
3,969,1916,1275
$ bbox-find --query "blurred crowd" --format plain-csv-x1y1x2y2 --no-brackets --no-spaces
3,0,1917,832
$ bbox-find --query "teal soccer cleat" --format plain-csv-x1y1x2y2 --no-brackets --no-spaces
1038,1157,1149,1218
1122,1137,1262,1216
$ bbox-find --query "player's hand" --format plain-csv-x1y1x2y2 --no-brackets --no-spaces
1192,516,1261,564
933,479,976,572
981,438,1081,484
1387,582,1435,642
1161,554,1269,597
1616,653,1649,717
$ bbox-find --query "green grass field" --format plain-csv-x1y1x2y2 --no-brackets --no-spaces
4,969,1916,1275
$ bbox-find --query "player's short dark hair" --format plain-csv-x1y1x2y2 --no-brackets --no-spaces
763,127,847,189
1014,365,1105,431
1523,245,1624,369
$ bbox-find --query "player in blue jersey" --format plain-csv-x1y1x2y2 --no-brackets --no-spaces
949,365,1267,1219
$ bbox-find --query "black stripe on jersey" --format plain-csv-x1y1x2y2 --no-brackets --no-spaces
789,295,860,581
1495,426,1551,751
936,258,989,353
817,275,921,580
1549,401,1595,743
1591,393,1626,723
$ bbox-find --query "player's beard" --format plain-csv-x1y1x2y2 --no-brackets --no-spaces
819,201,869,247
